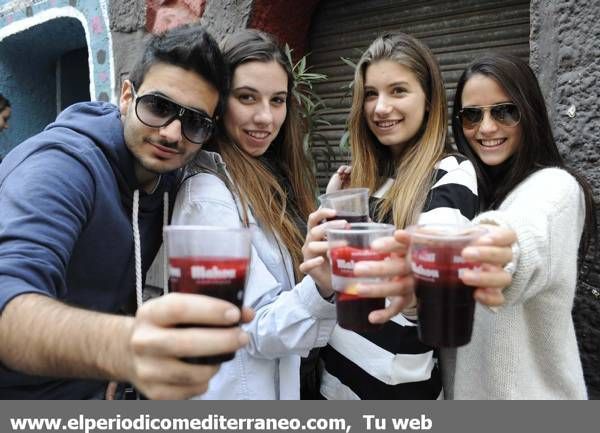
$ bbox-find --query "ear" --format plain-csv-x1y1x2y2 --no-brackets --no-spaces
119,79,133,116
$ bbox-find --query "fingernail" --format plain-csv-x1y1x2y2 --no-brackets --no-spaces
462,269,479,283
238,331,249,345
224,307,241,322
462,247,479,259
354,284,367,295
371,238,385,249
478,235,494,244
368,311,382,324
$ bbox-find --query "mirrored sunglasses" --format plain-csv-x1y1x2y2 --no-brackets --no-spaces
132,86,214,144
458,103,521,129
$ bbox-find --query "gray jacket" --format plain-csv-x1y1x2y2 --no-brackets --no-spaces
172,151,336,399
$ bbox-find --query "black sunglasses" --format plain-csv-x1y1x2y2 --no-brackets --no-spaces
131,85,214,144
458,103,521,129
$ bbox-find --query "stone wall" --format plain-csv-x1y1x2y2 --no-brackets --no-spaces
108,0,147,100
530,0,600,399
200,0,252,42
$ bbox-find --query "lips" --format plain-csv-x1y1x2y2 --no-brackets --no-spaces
374,119,402,129
478,138,506,148
245,130,271,140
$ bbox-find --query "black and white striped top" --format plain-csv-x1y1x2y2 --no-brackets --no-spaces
319,155,479,400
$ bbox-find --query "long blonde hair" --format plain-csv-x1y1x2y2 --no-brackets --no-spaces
349,33,449,228
209,30,316,280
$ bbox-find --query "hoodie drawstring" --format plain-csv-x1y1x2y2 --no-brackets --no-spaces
133,189,170,312
162,191,169,295
133,189,142,311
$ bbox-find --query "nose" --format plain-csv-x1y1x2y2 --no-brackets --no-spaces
253,102,274,125
374,95,392,116
478,110,499,134
159,118,183,143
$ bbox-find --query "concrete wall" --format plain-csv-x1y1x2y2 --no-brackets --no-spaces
530,0,600,399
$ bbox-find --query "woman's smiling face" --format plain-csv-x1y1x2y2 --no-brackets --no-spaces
362,60,427,158
460,73,523,166
224,60,288,157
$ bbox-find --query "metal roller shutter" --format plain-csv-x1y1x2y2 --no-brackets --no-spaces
308,0,530,191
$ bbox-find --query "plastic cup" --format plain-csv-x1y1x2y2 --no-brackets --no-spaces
163,225,251,363
326,222,395,333
407,224,486,347
318,188,369,222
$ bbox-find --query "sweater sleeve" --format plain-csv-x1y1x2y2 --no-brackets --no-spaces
172,173,336,359
473,168,585,306
0,149,94,312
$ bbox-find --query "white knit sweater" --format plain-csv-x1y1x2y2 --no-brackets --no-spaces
444,167,588,399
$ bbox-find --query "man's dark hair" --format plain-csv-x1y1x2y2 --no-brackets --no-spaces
0,93,10,111
129,24,229,115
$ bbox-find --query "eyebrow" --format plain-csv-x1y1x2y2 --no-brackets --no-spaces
232,86,288,96
364,81,410,90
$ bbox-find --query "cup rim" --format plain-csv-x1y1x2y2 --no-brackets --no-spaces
406,223,486,241
318,187,369,203
326,222,395,235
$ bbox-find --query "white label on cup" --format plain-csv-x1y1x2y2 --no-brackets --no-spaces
417,252,436,262
336,259,355,271
411,263,440,279
191,266,236,280
453,255,466,264
169,266,181,278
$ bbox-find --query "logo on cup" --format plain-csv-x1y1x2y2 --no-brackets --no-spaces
191,265,237,281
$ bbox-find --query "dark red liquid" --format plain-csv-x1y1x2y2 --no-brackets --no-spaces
330,246,388,333
411,245,476,347
336,292,384,333
325,212,368,223
169,256,248,364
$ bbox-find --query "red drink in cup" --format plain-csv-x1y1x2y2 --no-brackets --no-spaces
168,257,248,306
164,226,251,364
319,188,369,223
408,224,485,347
327,223,395,333
325,213,369,223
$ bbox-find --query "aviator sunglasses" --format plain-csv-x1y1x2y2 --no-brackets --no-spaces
131,84,214,144
458,103,521,129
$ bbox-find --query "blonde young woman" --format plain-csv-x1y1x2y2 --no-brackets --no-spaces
171,30,411,399
319,33,483,400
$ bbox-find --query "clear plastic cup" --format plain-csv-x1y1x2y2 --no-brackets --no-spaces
318,188,370,222
163,225,251,363
407,223,486,347
326,222,395,333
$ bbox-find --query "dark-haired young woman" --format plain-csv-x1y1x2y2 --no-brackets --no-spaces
451,53,596,399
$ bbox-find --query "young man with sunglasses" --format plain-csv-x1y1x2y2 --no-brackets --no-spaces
0,24,251,399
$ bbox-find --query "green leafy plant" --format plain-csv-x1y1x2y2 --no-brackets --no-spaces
284,45,331,155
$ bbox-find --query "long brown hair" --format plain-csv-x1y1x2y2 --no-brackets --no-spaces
349,33,449,228
208,30,316,280
452,53,597,262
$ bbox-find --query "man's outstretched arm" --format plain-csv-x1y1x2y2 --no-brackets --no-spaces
0,292,251,399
